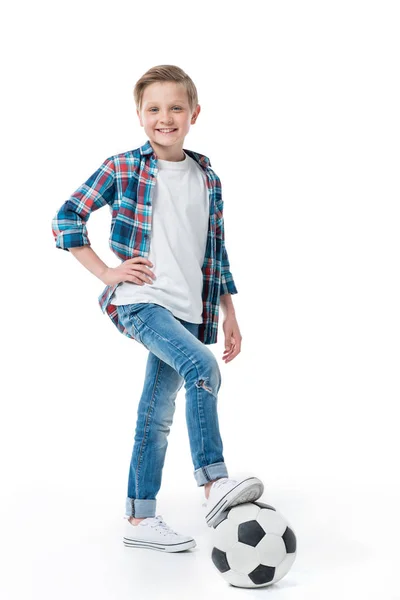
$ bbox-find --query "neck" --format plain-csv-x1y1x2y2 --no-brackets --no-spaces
150,140,185,162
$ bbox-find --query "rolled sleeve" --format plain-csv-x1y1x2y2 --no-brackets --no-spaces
216,200,238,297
220,242,238,296
51,156,115,252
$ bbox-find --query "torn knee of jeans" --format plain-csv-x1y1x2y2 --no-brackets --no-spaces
195,377,214,394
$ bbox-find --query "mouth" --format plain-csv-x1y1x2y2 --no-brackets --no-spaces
156,128,178,135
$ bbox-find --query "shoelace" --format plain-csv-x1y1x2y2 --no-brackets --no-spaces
144,515,178,536
212,477,230,490
202,478,233,508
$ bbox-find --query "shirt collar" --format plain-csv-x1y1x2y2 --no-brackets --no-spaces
139,139,211,169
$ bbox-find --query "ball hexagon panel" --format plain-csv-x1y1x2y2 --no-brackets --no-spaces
227,541,260,573
226,502,260,525
257,506,288,536
212,517,238,552
221,568,255,588
274,552,297,583
256,533,287,567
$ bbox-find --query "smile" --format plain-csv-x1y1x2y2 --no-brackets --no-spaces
156,129,177,135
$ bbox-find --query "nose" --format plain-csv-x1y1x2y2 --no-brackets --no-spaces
159,111,173,124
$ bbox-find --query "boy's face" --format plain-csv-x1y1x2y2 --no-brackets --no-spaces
137,81,200,159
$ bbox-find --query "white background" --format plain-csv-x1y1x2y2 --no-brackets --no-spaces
1,0,399,598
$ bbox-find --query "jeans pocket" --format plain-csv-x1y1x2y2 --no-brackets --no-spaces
118,305,144,344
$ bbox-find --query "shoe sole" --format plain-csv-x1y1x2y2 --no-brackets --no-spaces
123,536,196,553
205,477,264,527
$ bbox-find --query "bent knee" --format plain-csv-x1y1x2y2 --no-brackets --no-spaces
194,358,221,397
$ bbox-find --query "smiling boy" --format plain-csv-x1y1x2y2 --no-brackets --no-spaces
52,65,264,553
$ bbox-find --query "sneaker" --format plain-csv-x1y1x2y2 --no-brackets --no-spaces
122,515,196,553
202,476,264,527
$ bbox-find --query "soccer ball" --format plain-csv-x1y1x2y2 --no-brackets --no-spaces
210,501,297,588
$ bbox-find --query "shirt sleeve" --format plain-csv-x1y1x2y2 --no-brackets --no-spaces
216,201,238,297
51,156,115,252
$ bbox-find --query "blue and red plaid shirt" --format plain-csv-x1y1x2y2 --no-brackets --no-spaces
51,139,238,344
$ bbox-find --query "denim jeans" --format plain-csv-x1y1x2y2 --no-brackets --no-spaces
116,302,229,518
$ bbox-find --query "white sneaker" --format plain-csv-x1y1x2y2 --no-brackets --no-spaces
123,515,196,553
202,476,264,527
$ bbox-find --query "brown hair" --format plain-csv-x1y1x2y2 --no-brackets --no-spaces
134,65,198,114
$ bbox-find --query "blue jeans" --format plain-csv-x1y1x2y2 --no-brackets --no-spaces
116,302,229,518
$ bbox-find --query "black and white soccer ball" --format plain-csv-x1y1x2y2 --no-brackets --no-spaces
210,501,297,588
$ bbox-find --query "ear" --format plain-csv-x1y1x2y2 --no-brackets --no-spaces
192,104,201,123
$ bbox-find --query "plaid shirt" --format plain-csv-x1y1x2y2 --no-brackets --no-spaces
51,139,238,344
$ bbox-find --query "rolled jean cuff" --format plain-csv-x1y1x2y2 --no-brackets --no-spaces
194,461,229,486
125,497,156,518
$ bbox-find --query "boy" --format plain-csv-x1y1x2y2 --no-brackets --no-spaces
52,65,264,553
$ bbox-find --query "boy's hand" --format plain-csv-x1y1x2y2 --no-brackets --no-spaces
222,315,242,363
101,257,156,286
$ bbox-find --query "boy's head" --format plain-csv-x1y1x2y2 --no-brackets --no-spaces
134,65,201,158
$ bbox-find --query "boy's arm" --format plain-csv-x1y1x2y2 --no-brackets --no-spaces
51,156,115,251
220,291,235,317
218,209,241,361
68,245,110,283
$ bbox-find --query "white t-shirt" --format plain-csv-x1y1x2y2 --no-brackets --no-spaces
110,150,209,324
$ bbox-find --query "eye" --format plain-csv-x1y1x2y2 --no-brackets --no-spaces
149,106,182,112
